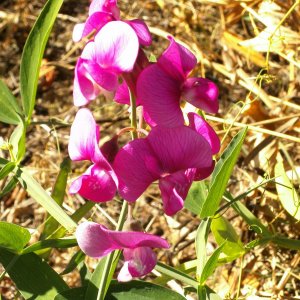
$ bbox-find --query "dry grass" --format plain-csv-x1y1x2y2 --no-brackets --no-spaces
1,0,300,299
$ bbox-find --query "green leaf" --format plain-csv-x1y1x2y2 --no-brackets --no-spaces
198,286,222,300
211,216,245,260
0,249,69,299
201,128,247,217
275,160,300,220
0,175,19,198
41,158,71,240
200,243,225,285
0,222,30,253
20,0,64,121
22,238,77,254
55,287,86,300
195,218,211,281
0,79,22,125
60,250,85,275
9,120,26,162
14,166,77,232
184,181,207,215
0,162,16,180
271,236,300,250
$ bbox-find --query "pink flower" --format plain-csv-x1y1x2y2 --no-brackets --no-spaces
73,21,139,106
68,108,118,202
73,0,151,46
76,222,170,281
113,119,219,215
136,37,219,127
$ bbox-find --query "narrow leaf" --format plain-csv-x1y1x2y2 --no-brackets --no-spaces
0,222,30,253
20,0,64,121
0,249,69,299
201,128,247,217
14,166,77,232
0,162,16,180
0,79,22,125
184,181,207,215
9,120,26,162
0,175,19,198
60,250,85,275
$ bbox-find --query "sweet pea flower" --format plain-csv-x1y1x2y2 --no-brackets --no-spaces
68,108,118,202
136,37,219,127
73,21,139,106
76,222,170,281
113,122,219,216
73,0,151,46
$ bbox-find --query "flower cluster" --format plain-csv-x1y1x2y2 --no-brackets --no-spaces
70,0,219,281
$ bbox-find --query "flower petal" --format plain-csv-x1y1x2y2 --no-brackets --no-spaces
188,112,220,154
114,81,130,105
127,19,152,46
182,77,219,114
72,23,85,43
94,21,139,73
192,160,215,181
158,36,197,81
147,126,212,172
159,170,193,215
89,0,120,19
113,138,162,201
117,262,133,282
68,108,103,163
136,64,184,127
69,164,117,202
123,247,157,278
75,222,169,258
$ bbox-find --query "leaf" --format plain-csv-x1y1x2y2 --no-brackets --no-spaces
198,286,222,300
0,175,19,198
55,287,86,300
195,219,211,281
0,249,69,299
201,128,247,217
9,120,26,162
40,158,71,240
0,162,16,180
211,216,245,260
184,181,207,215
271,236,300,250
275,160,300,220
20,0,64,121
60,250,85,275
14,166,77,232
0,222,30,253
0,79,22,125
200,243,225,285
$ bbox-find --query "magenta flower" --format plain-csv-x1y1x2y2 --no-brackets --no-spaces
73,21,139,106
136,37,219,127
68,108,118,202
72,0,151,46
113,120,219,215
76,222,170,281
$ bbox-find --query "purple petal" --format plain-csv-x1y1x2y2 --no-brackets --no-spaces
182,78,219,114
114,81,130,105
100,135,119,164
94,21,139,73
75,222,170,258
147,126,213,172
158,36,197,81
127,19,152,46
123,247,157,278
113,139,162,201
188,113,220,154
68,108,102,163
89,0,120,19
192,160,215,181
136,64,184,127
159,170,193,215
69,164,117,202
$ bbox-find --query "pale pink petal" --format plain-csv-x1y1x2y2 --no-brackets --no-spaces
75,222,169,258
73,12,113,42
114,81,130,105
148,126,212,172
94,21,139,73
158,36,197,81
72,23,85,42
127,19,152,46
123,247,157,277
73,66,91,106
113,139,162,201
69,164,117,202
188,113,220,154
89,0,120,19
182,78,219,114
68,109,103,163
136,64,184,127
117,262,133,282
159,170,193,215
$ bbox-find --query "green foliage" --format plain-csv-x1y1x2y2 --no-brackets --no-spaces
200,128,247,217
0,249,69,299
9,120,26,163
184,181,207,215
0,222,30,253
20,0,64,122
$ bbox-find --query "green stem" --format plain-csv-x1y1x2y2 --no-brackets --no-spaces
129,89,138,139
